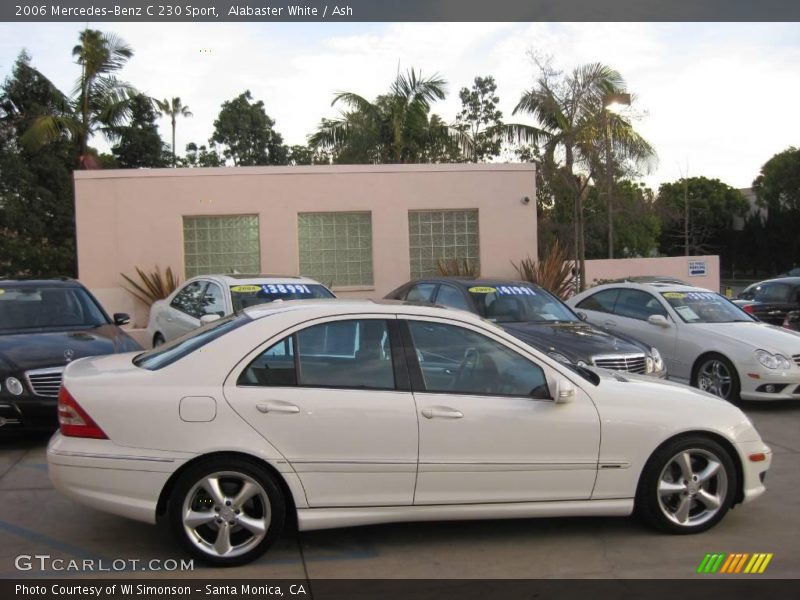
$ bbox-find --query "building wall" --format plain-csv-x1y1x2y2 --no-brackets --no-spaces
74,164,537,326
584,255,721,292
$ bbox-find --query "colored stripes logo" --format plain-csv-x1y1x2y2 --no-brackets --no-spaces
697,553,773,574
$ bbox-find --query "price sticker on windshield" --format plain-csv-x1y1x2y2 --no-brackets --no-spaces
497,286,536,296
230,285,262,293
468,286,497,294
262,283,313,294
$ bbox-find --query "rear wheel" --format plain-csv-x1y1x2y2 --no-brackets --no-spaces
693,354,740,402
168,457,285,566
637,436,737,534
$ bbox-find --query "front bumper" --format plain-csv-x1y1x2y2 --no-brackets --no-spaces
739,366,800,401
0,394,57,432
734,440,772,504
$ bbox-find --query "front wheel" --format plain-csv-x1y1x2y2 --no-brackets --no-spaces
168,458,285,566
693,354,740,402
637,436,737,534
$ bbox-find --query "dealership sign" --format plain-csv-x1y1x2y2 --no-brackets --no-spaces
688,260,707,277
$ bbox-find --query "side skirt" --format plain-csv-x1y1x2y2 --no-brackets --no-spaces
297,498,634,531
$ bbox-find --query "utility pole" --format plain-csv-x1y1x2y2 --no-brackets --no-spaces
684,176,689,256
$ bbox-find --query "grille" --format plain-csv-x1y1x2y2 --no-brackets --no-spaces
793,354,800,367
593,354,648,374
25,367,64,398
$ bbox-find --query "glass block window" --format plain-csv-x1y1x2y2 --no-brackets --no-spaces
183,215,260,278
409,210,480,278
298,212,373,287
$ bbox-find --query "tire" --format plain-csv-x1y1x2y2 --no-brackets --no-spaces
167,457,286,567
636,435,737,534
153,333,165,347
692,353,741,402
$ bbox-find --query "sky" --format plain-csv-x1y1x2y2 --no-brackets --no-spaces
0,21,798,189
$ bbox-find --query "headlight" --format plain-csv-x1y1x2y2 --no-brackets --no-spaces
645,357,655,373
755,349,791,370
650,347,665,372
576,360,589,368
4,377,24,396
547,351,571,364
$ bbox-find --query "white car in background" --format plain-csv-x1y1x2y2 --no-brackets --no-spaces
568,282,800,402
145,274,333,346
49,300,770,566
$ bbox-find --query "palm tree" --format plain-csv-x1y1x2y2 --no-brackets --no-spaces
508,61,655,289
310,69,470,163
156,97,193,167
21,29,136,168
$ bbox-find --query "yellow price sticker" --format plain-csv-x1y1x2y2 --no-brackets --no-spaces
468,286,497,294
230,285,262,293
663,292,686,299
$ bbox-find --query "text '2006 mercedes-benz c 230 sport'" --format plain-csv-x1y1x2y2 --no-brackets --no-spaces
48,300,771,566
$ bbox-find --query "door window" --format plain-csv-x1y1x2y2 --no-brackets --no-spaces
435,284,471,311
406,321,549,398
238,319,395,390
613,289,668,321
576,289,619,314
405,283,437,302
170,281,207,318
202,282,226,316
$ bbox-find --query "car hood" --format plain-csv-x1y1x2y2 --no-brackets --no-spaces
501,321,646,362
0,326,139,373
690,322,800,353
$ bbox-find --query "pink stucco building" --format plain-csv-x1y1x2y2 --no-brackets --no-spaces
74,163,538,326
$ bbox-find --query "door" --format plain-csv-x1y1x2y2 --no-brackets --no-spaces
224,317,419,507
402,318,600,505
604,289,679,374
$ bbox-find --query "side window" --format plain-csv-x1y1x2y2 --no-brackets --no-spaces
170,281,207,318
407,321,549,398
202,282,226,316
406,283,437,302
239,319,395,390
435,284,471,311
614,289,668,321
238,336,297,386
576,289,619,314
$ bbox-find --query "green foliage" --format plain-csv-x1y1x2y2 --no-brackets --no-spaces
155,96,192,166
454,76,503,162
0,52,77,276
656,176,748,258
287,144,331,165
110,94,168,168
309,69,470,164
182,142,224,167
512,239,575,299
211,91,289,166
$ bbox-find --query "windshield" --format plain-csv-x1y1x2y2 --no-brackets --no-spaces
661,291,755,324
0,285,108,332
230,283,333,312
134,313,250,370
468,284,578,323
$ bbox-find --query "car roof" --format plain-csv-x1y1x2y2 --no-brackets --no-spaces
746,277,800,286
189,274,326,286
583,281,713,294
0,277,82,288
405,277,541,289
243,297,488,325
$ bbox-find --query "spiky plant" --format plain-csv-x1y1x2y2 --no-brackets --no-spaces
512,240,576,299
121,266,179,306
436,258,479,278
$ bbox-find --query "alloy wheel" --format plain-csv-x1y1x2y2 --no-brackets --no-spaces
657,449,728,528
698,359,732,399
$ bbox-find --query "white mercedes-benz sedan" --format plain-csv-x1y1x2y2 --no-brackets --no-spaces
568,281,800,402
145,274,333,346
48,300,771,566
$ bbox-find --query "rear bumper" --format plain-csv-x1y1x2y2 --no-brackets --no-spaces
47,433,188,524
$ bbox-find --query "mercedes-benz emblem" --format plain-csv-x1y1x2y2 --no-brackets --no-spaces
64,348,75,362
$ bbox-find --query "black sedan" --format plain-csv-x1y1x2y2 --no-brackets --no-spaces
736,277,800,327
0,278,142,433
385,278,666,378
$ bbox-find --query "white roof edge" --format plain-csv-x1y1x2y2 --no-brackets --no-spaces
74,163,536,181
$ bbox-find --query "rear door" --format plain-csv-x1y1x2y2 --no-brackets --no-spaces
224,316,419,507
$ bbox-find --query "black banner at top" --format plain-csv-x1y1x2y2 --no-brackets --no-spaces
3,0,800,23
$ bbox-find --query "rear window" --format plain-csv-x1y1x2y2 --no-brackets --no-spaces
134,313,251,370
230,283,333,312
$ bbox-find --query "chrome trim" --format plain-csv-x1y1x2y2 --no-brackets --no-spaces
24,366,64,398
592,353,647,374
50,450,175,463
793,354,800,367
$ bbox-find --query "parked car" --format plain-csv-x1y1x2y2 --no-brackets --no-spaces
784,311,800,332
49,299,770,566
385,278,666,378
146,274,334,346
0,278,141,433
735,277,800,327
568,281,800,402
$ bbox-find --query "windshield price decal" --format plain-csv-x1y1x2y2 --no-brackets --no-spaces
663,292,686,299
231,283,314,294
468,286,496,294
686,292,717,300
497,286,536,296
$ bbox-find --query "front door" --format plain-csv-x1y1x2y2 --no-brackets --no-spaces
402,318,600,505
224,317,419,507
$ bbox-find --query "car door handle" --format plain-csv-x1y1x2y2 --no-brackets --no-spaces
421,407,463,419
257,401,300,414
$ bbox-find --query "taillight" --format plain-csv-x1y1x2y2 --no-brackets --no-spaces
743,304,754,314
58,386,108,439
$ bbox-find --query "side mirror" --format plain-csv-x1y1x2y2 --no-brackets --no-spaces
576,311,588,322
113,312,130,326
200,314,221,326
647,314,670,327
554,379,575,404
